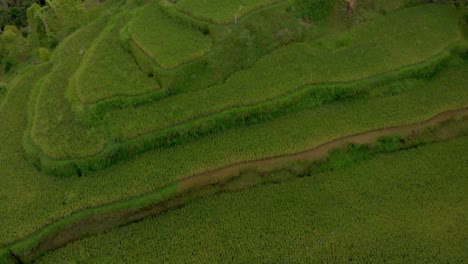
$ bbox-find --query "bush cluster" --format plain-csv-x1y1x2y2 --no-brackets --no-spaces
293,0,336,22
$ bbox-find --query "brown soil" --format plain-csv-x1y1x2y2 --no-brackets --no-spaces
179,107,468,193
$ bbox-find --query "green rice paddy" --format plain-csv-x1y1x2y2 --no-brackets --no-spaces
0,0,467,262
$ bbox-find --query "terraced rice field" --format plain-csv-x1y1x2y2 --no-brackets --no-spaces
34,137,468,263
175,0,282,24
23,4,467,177
0,0,467,262
128,2,212,69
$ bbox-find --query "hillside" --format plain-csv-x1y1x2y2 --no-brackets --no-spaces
0,0,467,262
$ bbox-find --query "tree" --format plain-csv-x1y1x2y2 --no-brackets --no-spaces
0,25,28,71
0,0,43,30
46,0,86,31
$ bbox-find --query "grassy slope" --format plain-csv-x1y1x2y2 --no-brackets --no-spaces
71,12,158,105
129,2,212,69
25,4,462,165
35,136,468,263
105,4,461,140
29,17,108,159
131,1,305,95
0,60,466,246
176,0,282,24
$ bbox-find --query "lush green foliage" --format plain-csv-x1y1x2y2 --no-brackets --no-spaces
27,16,108,160
0,0,42,30
175,0,281,24
127,2,212,69
70,12,159,106
293,0,336,22
0,25,29,71
35,137,468,263
22,4,462,174
150,1,307,94
1,2,467,261
1,61,466,246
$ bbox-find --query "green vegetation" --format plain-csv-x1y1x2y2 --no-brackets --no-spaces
1,60,466,248
2,105,465,263
21,4,466,177
0,0,42,30
152,0,306,94
7,183,178,263
26,16,108,162
0,0,94,74
175,0,281,24
35,137,468,263
293,0,336,22
70,12,160,107
127,2,212,69
0,25,29,72
0,0,467,262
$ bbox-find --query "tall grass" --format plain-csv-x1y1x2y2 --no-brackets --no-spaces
175,0,283,24
1,62,466,246
20,4,466,177
70,12,160,107
127,2,212,69
34,137,468,263
105,5,463,140
25,17,109,161
3,110,466,263
0,1,466,249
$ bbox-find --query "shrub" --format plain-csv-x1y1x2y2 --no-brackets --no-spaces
0,25,29,71
38,47,51,61
293,0,336,22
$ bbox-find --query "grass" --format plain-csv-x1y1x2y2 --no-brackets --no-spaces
21,3,465,176
0,83,6,106
3,107,465,262
104,4,462,140
26,16,109,161
70,12,159,106
127,2,212,69
34,136,468,263
1,60,466,247
147,1,306,94
1,0,467,254
175,0,283,24
7,183,179,263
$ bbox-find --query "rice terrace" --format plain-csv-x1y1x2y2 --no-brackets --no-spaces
0,0,467,262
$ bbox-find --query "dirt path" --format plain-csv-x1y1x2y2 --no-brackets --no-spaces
3,107,468,263
179,107,468,192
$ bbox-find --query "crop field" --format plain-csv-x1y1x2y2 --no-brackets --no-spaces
175,0,282,24
21,4,467,176
0,0,467,262
1,61,466,248
128,2,213,69
27,17,108,160
34,137,468,263
71,13,159,106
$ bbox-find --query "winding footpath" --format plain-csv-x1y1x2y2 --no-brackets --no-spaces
1,107,468,263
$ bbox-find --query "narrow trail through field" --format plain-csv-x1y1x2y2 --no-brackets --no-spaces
3,107,467,263
179,107,468,192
